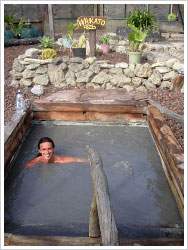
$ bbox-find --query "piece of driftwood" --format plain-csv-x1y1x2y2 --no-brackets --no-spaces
4,37,40,46
89,183,100,237
148,98,184,123
86,146,119,246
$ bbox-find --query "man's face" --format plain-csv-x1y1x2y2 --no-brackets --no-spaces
39,142,54,161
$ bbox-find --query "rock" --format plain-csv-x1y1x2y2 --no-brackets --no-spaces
76,69,94,83
122,85,134,92
26,63,40,70
65,70,75,81
173,62,184,71
128,63,136,71
36,67,48,74
23,69,35,79
116,26,132,39
10,70,23,80
31,85,44,96
89,63,100,74
155,66,171,74
131,77,142,87
25,48,40,58
109,68,123,75
24,58,54,64
33,73,49,86
115,62,128,69
144,30,161,42
136,86,147,92
143,80,156,90
165,58,180,68
160,81,172,89
48,68,65,85
62,56,70,64
82,60,90,69
10,80,20,87
110,74,131,87
180,85,184,93
98,63,114,69
92,71,110,85
105,82,115,89
116,46,126,54
70,57,83,63
20,78,32,86
66,78,76,87
124,68,135,77
163,71,176,81
53,57,63,65
58,62,68,71
134,63,152,78
148,71,162,86
13,58,25,72
85,57,96,64
151,62,165,68
68,63,84,73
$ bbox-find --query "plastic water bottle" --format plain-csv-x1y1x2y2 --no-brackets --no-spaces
16,89,24,112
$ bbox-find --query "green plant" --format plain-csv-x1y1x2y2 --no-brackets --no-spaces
168,13,176,22
4,13,16,26
99,33,110,45
128,24,147,52
64,22,77,40
71,33,86,48
39,36,55,48
41,48,57,59
127,8,158,32
10,16,25,37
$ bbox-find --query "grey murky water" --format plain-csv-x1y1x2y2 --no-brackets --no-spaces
5,122,182,236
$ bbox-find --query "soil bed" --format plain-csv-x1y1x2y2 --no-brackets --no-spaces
4,44,184,149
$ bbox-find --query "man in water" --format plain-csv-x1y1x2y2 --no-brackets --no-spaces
25,137,88,169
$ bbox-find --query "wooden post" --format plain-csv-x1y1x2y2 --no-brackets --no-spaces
48,4,55,40
89,30,96,56
86,146,119,246
89,182,100,237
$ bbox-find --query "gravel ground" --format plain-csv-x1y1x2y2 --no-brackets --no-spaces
4,44,184,149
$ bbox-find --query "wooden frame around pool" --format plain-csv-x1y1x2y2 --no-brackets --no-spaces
4,89,184,246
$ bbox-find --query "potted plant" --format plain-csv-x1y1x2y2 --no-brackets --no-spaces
127,24,147,64
62,22,77,48
70,33,87,59
127,8,158,32
99,33,111,54
4,13,16,30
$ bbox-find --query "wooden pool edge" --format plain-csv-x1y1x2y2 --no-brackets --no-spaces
4,89,184,246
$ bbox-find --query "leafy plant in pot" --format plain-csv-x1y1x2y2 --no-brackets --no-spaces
99,33,110,54
70,33,87,59
128,24,147,64
62,22,77,48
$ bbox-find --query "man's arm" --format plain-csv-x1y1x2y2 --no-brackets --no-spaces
24,157,40,169
55,156,88,164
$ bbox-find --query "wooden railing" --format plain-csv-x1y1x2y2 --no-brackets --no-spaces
86,146,119,246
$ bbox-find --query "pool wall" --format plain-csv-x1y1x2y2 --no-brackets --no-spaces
4,89,184,246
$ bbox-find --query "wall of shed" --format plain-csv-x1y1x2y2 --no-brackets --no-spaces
4,4,184,35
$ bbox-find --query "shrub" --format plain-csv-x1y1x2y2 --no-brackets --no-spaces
39,36,55,48
99,33,110,45
127,9,158,32
41,48,57,59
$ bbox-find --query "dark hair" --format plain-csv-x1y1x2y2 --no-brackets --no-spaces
36,137,55,157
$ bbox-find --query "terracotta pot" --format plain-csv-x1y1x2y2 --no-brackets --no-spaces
101,44,110,54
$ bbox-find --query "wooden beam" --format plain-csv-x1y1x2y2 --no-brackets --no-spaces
48,4,55,40
4,233,184,246
86,146,119,246
148,99,184,123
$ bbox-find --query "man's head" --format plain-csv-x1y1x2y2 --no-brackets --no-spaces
38,137,55,161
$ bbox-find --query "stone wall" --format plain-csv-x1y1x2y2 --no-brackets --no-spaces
10,46,184,96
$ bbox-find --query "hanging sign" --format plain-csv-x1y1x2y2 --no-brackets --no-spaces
76,16,106,30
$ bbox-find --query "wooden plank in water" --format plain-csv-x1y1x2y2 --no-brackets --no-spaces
87,146,119,246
